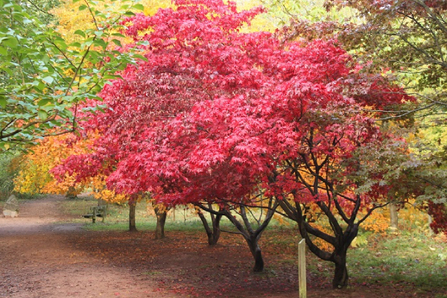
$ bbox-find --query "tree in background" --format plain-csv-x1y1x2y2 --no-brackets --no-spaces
195,203,223,246
50,0,171,44
0,0,143,150
13,133,96,196
317,0,447,235
0,151,21,199
323,0,447,107
12,130,144,230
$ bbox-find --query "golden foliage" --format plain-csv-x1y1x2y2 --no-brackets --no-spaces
273,212,291,226
93,187,129,203
140,0,171,16
235,0,277,32
359,210,389,234
310,223,334,252
50,0,95,44
14,133,96,195
399,201,430,230
50,0,171,44
14,132,133,204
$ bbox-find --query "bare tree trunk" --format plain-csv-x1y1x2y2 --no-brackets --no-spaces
197,205,222,245
197,199,278,272
277,198,358,289
389,203,398,231
129,201,138,232
332,254,349,289
224,208,267,273
220,199,278,273
154,204,167,239
246,236,264,272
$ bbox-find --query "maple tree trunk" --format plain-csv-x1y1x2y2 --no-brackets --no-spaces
332,253,348,289
221,208,266,273
278,199,354,288
128,201,137,232
331,226,357,289
65,186,77,199
247,238,264,272
223,202,276,273
197,210,222,245
154,205,167,239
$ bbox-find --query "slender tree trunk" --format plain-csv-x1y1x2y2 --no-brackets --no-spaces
129,201,137,232
389,203,398,231
427,213,434,235
65,186,77,199
222,203,277,273
154,204,167,239
197,209,222,245
199,199,277,273
210,214,221,245
246,237,264,272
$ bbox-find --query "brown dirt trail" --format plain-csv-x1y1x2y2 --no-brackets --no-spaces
0,195,170,298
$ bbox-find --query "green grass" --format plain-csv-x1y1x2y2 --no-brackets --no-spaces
60,196,297,232
59,196,239,231
347,231,447,290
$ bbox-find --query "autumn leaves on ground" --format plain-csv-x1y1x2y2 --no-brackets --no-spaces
1,195,446,298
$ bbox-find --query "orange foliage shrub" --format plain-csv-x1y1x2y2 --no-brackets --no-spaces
358,210,389,234
14,132,134,205
311,223,335,252
14,133,96,196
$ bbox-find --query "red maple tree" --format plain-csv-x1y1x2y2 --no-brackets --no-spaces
54,0,413,289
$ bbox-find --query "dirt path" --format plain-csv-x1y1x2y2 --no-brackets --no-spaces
0,196,299,298
0,195,81,235
1,196,445,298
0,195,172,298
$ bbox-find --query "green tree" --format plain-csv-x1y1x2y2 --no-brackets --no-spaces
0,151,21,199
318,0,447,231
324,1,446,107
0,0,143,150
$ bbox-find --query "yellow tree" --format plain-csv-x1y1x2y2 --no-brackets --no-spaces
14,132,143,231
14,133,97,196
14,132,131,204
51,0,171,44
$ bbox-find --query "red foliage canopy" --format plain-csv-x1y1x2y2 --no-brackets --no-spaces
54,0,412,209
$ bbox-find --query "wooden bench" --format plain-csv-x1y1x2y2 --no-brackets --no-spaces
83,206,107,223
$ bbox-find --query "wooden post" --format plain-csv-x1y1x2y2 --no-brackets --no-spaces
298,238,307,298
